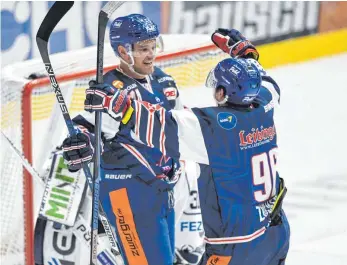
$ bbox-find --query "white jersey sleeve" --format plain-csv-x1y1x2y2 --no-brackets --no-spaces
171,109,209,165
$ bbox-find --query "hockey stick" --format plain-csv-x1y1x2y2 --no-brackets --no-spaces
36,2,123,264
1,131,43,182
93,1,125,265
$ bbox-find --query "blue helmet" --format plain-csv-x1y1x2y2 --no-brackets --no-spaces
110,14,160,57
206,58,262,105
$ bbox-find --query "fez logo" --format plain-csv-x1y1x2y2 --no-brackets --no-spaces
239,125,276,150
217,112,237,130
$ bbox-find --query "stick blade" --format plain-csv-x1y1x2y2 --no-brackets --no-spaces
36,1,74,42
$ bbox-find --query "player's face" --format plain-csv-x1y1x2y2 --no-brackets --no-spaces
132,39,157,75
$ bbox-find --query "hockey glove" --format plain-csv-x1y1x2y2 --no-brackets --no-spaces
85,80,133,122
155,158,181,191
62,132,94,172
211,28,259,60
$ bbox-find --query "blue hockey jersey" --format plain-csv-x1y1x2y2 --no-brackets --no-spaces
121,71,282,244
73,66,182,186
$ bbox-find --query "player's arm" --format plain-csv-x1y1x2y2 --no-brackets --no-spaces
128,101,209,164
82,81,209,164
211,28,281,101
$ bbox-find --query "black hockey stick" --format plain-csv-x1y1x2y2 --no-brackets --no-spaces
93,1,125,264
36,2,123,264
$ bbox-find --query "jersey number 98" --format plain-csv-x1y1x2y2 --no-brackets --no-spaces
251,148,278,202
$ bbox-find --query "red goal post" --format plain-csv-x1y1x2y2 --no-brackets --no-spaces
1,40,227,265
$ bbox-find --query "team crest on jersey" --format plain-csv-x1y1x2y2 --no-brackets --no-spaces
217,112,237,130
112,80,124,89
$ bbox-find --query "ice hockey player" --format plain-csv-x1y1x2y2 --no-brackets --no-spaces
61,14,204,265
84,32,291,264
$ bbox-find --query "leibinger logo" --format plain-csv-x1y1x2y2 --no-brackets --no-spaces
217,112,237,130
239,125,276,150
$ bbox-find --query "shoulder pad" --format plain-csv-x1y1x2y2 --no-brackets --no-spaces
152,67,175,84
104,70,124,89
104,69,138,91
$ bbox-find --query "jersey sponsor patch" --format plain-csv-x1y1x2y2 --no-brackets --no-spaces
180,221,203,232
217,112,237,130
157,76,174,83
105,174,132,180
163,87,177,100
112,80,124,89
239,125,276,150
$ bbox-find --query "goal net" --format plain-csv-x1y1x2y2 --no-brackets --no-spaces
0,34,227,265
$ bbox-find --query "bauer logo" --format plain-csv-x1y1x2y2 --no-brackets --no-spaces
217,112,237,130
105,174,132,180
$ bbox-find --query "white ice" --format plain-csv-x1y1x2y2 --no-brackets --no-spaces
179,53,347,265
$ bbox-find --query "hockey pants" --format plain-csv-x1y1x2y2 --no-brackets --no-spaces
199,210,290,265
100,166,175,265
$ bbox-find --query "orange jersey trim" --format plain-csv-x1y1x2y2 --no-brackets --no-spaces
206,255,232,265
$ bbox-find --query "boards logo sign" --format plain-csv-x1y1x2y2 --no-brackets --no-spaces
166,1,319,45
39,153,86,226
217,112,237,130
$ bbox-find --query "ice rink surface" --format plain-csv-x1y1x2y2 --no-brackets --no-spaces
179,53,347,265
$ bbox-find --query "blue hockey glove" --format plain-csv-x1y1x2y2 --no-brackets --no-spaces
85,80,133,122
62,132,94,172
211,28,259,60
